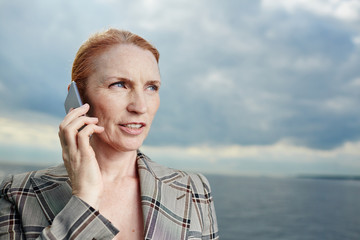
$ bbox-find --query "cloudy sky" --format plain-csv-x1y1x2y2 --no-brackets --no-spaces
0,0,359,176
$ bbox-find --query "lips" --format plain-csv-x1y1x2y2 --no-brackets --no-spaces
119,122,146,135
122,123,144,129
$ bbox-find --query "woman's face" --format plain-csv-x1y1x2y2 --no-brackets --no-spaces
85,44,161,152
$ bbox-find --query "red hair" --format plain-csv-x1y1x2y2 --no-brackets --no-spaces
71,28,160,99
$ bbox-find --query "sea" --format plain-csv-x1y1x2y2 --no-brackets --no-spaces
208,174,360,240
1,163,360,240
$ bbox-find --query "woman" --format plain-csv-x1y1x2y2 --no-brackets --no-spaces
0,29,219,239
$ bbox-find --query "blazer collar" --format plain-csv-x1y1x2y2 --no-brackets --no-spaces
137,151,193,239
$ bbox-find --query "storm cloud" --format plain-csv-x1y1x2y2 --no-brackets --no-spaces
1,0,359,175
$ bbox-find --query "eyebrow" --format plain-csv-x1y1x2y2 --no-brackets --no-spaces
102,76,130,83
103,76,161,86
146,80,161,86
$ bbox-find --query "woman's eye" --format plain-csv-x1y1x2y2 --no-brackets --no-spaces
147,85,159,91
109,81,125,88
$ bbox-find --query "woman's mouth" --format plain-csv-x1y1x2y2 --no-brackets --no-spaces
119,122,146,135
122,123,143,129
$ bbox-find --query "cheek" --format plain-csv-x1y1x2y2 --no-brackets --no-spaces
89,101,111,121
149,97,160,116
88,93,122,117
85,94,101,117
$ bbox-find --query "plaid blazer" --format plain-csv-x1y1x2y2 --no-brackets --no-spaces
0,151,219,239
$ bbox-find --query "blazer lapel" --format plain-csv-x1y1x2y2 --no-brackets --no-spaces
30,164,72,224
137,153,193,240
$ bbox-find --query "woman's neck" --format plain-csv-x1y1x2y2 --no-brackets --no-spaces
90,137,139,182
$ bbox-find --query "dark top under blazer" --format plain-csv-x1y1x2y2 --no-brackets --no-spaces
0,151,219,239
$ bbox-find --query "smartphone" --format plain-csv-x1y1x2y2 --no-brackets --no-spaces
64,81,83,114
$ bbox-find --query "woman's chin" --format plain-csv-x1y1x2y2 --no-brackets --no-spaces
91,134,144,153
114,139,145,152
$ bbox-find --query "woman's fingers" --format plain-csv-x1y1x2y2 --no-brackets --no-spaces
59,104,88,144
59,104,95,142
77,124,104,155
58,103,103,168
60,104,90,130
60,117,99,153
57,104,104,208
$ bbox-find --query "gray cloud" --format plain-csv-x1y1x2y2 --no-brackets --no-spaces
1,0,359,151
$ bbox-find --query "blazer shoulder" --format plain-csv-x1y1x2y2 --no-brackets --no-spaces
0,164,66,192
0,170,36,202
185,172,213,195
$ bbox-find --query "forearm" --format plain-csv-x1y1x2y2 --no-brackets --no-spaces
38,196,118,239
0,180,118,240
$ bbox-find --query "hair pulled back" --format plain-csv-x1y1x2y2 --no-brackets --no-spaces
71,28,160,98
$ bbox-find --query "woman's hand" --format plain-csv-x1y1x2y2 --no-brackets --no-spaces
58,103,104,209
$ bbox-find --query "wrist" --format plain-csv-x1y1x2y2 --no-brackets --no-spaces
74,192,101,210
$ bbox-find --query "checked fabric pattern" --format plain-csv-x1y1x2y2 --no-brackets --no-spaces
0,151,219,239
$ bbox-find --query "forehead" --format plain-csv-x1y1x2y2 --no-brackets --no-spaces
93,44,160,79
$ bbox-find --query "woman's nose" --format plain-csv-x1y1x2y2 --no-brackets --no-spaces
127,90,147,114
